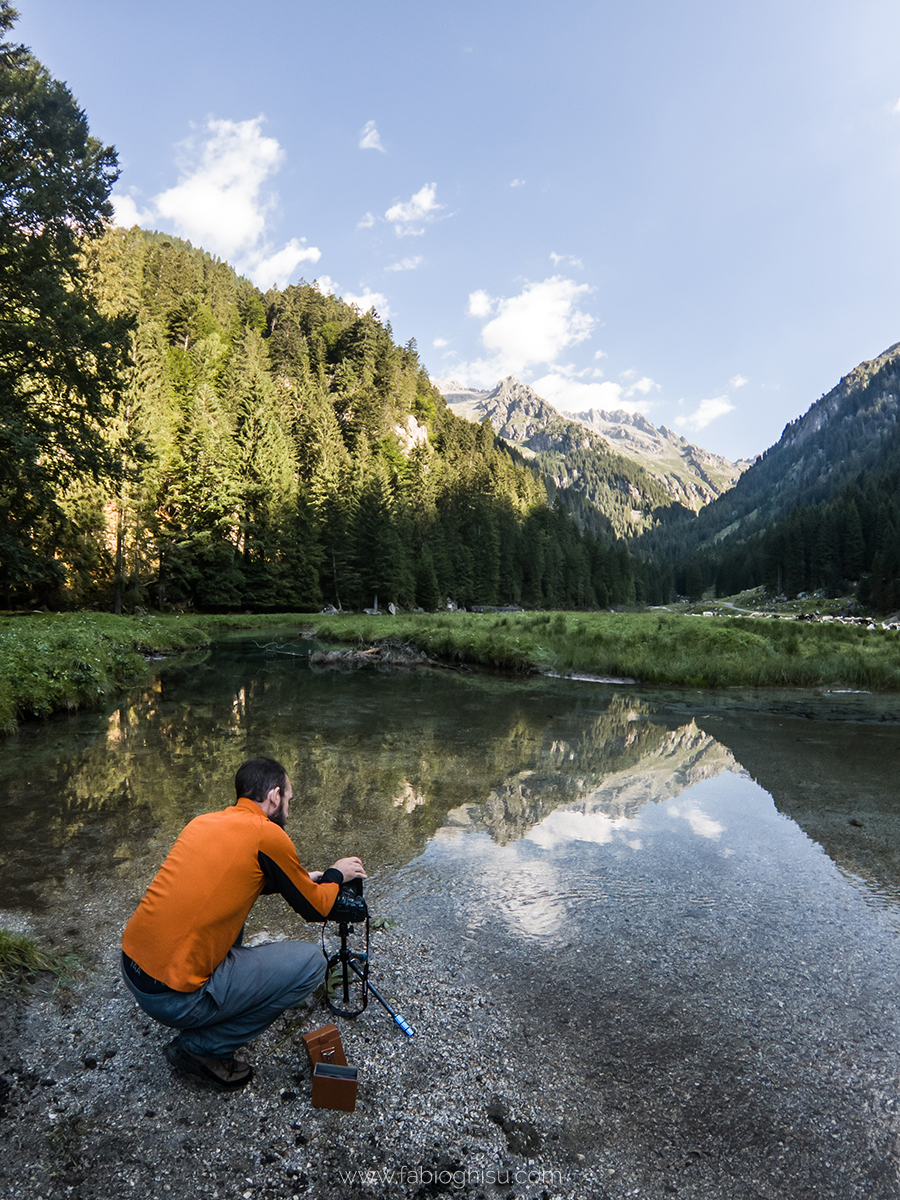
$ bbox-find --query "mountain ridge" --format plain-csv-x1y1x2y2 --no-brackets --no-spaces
657,339,900,557
437,375,746,520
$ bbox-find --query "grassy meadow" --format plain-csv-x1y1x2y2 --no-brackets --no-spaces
0,612,208,731
307,609,900,691
3,606,900,732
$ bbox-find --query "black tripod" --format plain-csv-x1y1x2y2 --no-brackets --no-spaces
323,904,414,1038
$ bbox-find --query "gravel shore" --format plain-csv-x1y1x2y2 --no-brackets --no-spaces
2,843,900,1200
0,899,566,1200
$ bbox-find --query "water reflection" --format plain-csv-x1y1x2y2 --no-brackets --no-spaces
0,639,899,935
411,772,811,946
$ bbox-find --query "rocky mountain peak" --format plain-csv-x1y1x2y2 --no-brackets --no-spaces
436,376,746,526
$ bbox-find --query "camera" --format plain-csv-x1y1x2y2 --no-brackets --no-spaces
328,877,368,924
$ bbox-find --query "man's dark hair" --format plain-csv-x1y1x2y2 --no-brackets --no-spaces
235,757,288,803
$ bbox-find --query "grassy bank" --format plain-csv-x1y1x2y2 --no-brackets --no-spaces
4,608,900,732
0,612,209,730
307,610,900,691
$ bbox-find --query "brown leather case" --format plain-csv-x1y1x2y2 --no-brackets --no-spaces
311,1062,358,1112
301,1024,347,1069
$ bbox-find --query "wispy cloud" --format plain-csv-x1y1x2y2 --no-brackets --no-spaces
433,337,449,348
550,251,583,269
386,256,423,272
313,275,390,317
625,375,658,396
343,287,389,315
510,178,526,188
111,116,320,290
357,211,376,229
385,183,443,236
729,374,749,389
358,120,385,151
677,395,736,432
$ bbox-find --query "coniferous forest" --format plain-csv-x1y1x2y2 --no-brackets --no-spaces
5,220,638,612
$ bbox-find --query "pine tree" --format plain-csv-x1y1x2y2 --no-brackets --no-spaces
0,3,129,598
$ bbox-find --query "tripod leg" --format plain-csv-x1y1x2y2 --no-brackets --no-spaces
348,960,415,1038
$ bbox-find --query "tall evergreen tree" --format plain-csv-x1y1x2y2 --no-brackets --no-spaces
0,3,129,598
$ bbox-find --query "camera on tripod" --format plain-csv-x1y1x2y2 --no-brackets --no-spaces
327,877,368,924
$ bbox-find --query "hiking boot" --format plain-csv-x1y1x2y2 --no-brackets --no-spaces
164,1037,253,1091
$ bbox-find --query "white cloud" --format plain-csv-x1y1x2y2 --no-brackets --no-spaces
532,374,645,414
510,178,526,188
667,802,724,839
385,182,443,235
676,395,736,432
467,289,495,318
357,211,376,229
386,256,423,272
433,337,449,348
481,277,593,367
625,375,658,396
343,287,389,315
111,193,153,227
313,275,390,317
454,276,596,388
893,97,900,114
358,120,385,152
550,252,584,269
729,374,749,389
525,809,641,850
313,275,339,296
251,239,321,290
153,118,280,259
110,116,320,291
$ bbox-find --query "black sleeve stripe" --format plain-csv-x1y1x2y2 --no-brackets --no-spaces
258,851,330,922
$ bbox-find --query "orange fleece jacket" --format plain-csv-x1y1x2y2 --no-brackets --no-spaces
122,797,340,991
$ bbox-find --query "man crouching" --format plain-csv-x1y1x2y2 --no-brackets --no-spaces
121,756,366,1090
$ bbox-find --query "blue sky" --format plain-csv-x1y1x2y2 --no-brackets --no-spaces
13,0,900,460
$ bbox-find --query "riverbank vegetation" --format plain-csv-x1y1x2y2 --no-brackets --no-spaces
3,606,900,733
0,613,207,730
307,610,900,691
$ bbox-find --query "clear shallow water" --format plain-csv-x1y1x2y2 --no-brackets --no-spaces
1,634,899,944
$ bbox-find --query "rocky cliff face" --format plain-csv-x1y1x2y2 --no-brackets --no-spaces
438,376,745,516
569,407,748,508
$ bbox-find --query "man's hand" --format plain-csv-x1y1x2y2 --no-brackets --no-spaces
330,856,367,881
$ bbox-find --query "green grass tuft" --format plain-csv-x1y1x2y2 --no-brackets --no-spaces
0,612,209,731
0,928,81,991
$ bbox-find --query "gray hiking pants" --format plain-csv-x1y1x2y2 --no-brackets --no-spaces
121,939,326,1058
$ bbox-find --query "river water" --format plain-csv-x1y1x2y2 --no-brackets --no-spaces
3,635,900,1195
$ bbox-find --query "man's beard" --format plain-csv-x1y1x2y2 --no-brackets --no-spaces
269,797,288,828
